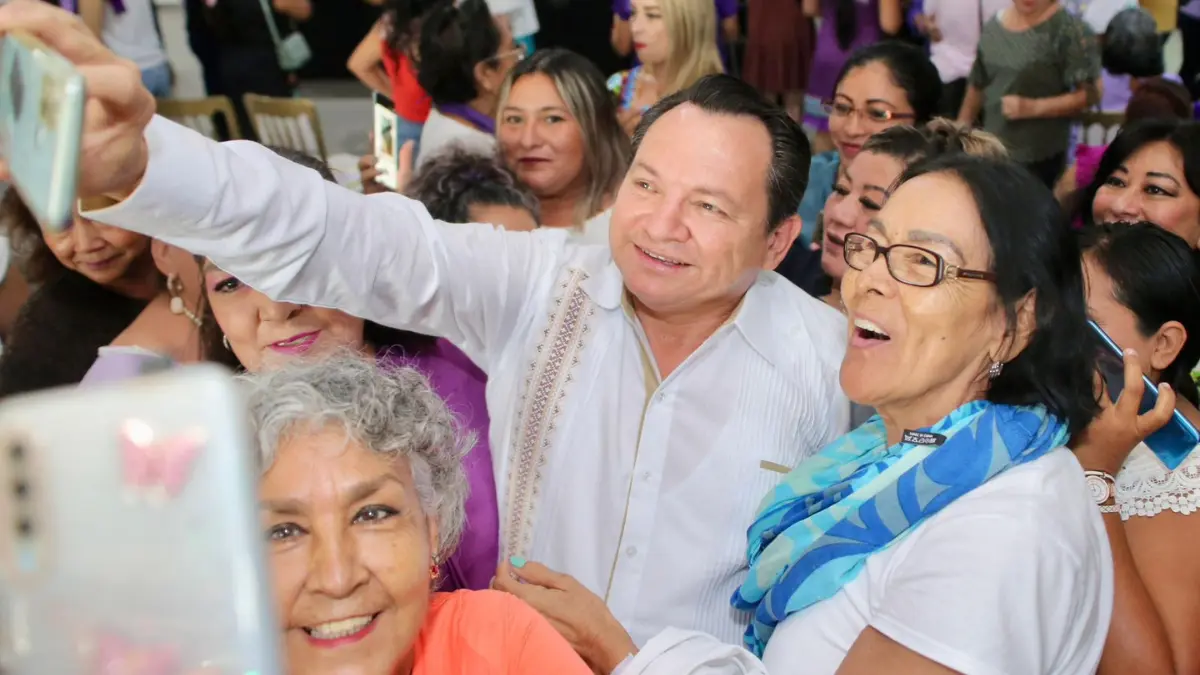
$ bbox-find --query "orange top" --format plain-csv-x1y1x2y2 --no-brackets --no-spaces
380,44,433,123
412,590,593,674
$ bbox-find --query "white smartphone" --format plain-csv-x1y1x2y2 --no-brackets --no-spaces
0,364,284,675
373,92,400,191
0,32,85,232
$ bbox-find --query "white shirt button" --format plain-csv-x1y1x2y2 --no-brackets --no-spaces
625,546,637,557
642,471,653,481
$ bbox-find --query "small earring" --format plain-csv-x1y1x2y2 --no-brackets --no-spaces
166,273,202,328
987,361,1004,379
429,560,440,581
222,334,232,351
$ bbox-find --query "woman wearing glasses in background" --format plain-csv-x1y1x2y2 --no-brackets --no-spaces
776,41,941,294
413,0,524,167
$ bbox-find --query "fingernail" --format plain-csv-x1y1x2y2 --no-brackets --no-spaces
509,555,526,568
1162,383,1172,391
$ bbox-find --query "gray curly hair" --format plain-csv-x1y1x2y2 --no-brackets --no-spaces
239,351,472,561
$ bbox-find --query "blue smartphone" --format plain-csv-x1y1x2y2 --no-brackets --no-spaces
1090,320,1199,471
0,32,85,232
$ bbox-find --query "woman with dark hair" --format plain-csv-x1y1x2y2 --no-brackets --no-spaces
405,147,540,229
801,0,903,153
347,0,442,157
1079,118,1200,247
414,0,522,166
497,48,630,234
1074,222,1200,674
776,40,941,289
515,153,1113,674
200,146,500,594
0,191,162,396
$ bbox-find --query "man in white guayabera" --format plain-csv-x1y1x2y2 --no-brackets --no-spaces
0,2,848,668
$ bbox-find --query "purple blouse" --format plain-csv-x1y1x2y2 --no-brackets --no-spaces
380,340,498,592
808,0,883,101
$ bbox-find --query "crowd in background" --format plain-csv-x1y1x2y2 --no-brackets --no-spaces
1,0,1200,673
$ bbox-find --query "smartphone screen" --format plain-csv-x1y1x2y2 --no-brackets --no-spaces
372,92,400,191
1089,320,1199,470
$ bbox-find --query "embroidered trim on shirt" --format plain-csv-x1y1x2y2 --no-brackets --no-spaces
502,268,595,558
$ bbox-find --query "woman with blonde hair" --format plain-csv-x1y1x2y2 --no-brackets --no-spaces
497,48,630,236
606,0,723,134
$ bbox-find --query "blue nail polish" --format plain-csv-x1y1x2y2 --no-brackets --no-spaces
510,555,527,568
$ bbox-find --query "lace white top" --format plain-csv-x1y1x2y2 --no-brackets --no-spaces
1116,443,1200,519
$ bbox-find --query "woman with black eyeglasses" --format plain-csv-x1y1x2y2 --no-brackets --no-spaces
776,41,941,293
413,0,525,167
557,153,1113,675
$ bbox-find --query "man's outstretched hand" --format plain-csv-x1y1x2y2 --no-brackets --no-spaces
0,0,155,200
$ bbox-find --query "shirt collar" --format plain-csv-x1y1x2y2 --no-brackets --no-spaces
579,262,804,369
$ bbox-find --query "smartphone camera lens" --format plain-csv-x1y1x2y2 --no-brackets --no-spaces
15,517,32,539
9,442,24,463
12,479,27,500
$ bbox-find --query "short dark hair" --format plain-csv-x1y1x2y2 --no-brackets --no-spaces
898,154,1101,437
632,74,811,232
861,119,1007,168
416,0,501,105
1079,119,1200,228
1081,221,1200,406
262,145,336,182
1103,7,1163,77
834,41,943,125
405,147,540,223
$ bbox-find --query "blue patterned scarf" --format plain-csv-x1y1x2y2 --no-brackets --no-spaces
731,401,1068,656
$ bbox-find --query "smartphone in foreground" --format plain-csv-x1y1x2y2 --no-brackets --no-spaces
1090,320,1199,471
373,92,401,191
0,32,85,232
0,365,283,675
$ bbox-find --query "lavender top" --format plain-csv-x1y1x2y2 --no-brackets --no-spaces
380,340,498,592
809,0,883,100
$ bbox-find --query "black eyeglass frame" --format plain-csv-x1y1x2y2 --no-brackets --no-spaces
841,232,997,288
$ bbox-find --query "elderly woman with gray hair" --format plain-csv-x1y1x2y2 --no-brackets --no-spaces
245,353,589,674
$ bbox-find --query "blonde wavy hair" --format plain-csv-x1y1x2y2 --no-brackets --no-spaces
647,0,724,96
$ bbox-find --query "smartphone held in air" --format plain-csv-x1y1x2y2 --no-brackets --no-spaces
0,365,283,675
1090,320,1200,471
373,92,401,191
0,31,85,232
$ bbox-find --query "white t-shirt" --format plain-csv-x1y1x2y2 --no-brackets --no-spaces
414,109,498,168
761,448,1113,675
102,0,168,71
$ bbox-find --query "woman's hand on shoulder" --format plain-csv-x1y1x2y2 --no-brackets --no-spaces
1074,348,1176,474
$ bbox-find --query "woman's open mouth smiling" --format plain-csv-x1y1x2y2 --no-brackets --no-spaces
303,612,381,648
851,317,891,348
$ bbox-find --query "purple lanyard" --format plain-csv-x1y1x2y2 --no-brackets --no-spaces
61,0,126,14
438,103,496,135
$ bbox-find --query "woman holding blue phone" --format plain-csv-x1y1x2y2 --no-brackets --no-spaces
1077,221,1200,674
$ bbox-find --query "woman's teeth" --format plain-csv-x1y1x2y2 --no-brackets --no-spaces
643,248,684,266
304,614,376,640
853,318,891,341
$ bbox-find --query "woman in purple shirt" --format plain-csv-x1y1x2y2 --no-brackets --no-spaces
804,0,902,152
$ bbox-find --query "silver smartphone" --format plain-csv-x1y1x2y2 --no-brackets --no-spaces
373,92,401,191
0,31,85,232
0,364,284,674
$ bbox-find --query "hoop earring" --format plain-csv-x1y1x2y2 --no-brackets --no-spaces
222,334,232,351
166,273,202,328
987,361,1004,379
